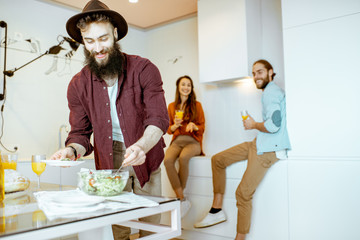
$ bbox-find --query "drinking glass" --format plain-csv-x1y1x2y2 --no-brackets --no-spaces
31,155,46,190
241,110,248,120
175,110,184,120
1,153,18,170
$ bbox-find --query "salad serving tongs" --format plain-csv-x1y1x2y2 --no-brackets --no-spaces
114,162,124,175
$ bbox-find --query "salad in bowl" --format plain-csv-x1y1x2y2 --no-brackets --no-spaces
78,168,129,196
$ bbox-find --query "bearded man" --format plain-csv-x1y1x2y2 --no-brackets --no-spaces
194,59,291,240
50,1,169,239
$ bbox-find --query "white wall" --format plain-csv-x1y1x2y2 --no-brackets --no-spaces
282,0,360,240
0,0,82,160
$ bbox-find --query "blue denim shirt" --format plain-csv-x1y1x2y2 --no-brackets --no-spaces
256,81,291,155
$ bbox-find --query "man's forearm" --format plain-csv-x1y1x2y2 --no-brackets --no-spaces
254,122,270,133
134,125,163,153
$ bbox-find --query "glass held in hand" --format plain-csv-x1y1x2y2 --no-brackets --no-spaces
175,110,184,120
31,154,46,190
241,110,248,120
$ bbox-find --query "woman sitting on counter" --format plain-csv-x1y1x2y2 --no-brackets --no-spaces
164,75,205,218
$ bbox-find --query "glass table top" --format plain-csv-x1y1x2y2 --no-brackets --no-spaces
0,182,176,238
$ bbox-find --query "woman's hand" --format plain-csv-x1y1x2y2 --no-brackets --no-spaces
174,115,183,127
186,122,199,132
170,115,183,132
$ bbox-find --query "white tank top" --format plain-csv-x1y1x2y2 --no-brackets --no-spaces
107,81,124,142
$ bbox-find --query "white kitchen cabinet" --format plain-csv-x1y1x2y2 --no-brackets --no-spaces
288,160,360,240
197,0,262,83
282,8,360,158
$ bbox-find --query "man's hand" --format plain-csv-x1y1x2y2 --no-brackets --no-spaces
122,145,146,167
243,115,269,133
243,115,256,130
50,143,85,160
50,147,75,160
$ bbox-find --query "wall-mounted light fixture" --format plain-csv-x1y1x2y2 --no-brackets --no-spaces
129,0,138,3
3,36,79,77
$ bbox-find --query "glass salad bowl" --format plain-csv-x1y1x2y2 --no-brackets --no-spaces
78,169,129,196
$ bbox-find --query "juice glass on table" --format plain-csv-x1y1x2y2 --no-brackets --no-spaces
241,110,248,120
31,155,46,190
1,153,18,170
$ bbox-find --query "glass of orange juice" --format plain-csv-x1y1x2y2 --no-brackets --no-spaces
175,110,184,120
241,110,248,120
31,155,46,190
1,154,18,170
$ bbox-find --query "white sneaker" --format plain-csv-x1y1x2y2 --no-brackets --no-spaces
194,210,227,228
181,199,191,218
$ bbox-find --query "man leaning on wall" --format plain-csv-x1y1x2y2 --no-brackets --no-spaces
194,59,291,240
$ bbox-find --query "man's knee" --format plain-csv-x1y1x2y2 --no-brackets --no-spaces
236,183,254,202
211,153,225,168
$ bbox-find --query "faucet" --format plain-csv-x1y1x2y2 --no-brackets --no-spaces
58,124,69,149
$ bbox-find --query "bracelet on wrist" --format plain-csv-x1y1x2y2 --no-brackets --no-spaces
67,146,77,159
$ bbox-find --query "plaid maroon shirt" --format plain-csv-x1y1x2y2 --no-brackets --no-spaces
65,53,169,186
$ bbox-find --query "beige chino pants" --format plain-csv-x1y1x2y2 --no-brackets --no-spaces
111,141,161,240
211,138,279,234
164,135,201,190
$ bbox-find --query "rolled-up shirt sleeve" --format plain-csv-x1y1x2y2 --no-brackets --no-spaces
65,77,94,156
140,61,169,134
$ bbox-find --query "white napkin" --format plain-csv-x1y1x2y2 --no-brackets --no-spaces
34,189,159,221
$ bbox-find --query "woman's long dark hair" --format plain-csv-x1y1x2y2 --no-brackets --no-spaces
174,75,197,122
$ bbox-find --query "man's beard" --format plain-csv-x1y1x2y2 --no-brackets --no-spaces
84,42,124,79
255,75,270,89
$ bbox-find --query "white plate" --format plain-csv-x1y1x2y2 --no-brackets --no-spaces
51,193,105,207
4,190,29,200
41,160,85,167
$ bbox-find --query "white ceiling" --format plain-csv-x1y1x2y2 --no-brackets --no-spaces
46,0,198,29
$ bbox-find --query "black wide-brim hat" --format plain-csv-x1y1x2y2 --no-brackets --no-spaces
66,0,128,44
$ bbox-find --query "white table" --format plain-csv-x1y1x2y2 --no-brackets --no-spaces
0,183,181,240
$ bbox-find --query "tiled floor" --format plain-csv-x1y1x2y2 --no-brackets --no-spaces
130,233,182,240
51,233,183,240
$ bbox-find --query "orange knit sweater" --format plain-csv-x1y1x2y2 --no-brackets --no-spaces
167,101,205,155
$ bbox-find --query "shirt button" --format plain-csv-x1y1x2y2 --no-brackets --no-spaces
106,103,109,106
108,120,110,123
110,153,112,156
103,87,106,90
109,136,111,139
